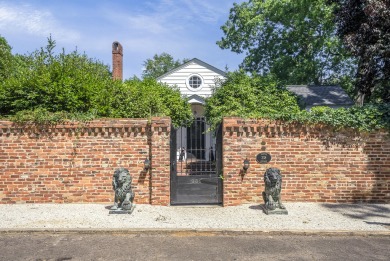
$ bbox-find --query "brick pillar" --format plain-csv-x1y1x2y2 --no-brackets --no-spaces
112,41,123,81
149,117,172,206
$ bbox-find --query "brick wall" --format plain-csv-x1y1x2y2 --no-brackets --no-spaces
0,118,171,205
222,117,390,206
1,116,389,206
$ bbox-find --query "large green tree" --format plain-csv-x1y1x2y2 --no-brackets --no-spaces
332,0,390,105
218,0,355,86
142,53,189,79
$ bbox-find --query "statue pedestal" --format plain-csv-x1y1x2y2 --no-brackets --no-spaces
261,204,288,215
109,205,135,215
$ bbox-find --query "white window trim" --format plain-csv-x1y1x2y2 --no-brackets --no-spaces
186,74,204,92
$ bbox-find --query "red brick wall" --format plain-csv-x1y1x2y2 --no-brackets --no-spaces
0,118,171,205
149,119,171,205
222,117,390,206
1,116,389,206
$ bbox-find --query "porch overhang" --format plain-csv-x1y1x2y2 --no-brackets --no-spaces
187,94,205,105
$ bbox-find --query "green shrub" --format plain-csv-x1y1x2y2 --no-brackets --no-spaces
0,37,192,128
205,71,301,129
205,71,389,132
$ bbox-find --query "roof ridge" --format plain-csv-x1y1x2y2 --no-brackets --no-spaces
157,58,226,80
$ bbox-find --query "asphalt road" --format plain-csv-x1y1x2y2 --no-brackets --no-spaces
0,233,389,261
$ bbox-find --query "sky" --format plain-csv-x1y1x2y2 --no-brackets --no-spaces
0,0,246,79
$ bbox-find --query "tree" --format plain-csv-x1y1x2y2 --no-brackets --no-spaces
105,78,193,127
0,36,115,115
217,0,355,86
142,53,189,79
332,0,390,105
205,71,300,129
0,35,13,82
0,36,193,127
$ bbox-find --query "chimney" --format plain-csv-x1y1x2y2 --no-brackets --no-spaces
112,41,123,81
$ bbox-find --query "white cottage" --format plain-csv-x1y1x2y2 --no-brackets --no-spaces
157,58,226,106
157,58,226,164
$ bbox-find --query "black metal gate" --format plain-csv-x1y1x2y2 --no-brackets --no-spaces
170,117,222,205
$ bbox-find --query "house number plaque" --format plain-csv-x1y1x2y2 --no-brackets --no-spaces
256,152,271,164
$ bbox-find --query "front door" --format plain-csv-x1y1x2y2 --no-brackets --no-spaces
170,117,222,205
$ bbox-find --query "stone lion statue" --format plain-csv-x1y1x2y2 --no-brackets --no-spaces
262,168,285,210
111,168,135,211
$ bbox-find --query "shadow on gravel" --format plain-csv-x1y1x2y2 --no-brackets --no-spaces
321,204,390,220
249,205,262,210
364,221,390,228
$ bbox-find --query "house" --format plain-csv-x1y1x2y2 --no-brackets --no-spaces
287,85,354,110
157,58,227,116
156,58,227,204
157,58,227,164
110,41,354,111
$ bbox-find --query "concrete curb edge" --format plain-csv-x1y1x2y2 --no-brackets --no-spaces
1,228,389,237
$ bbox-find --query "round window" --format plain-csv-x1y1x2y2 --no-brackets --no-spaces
186,74,203,91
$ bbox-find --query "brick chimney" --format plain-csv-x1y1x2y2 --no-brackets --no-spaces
112,41,123,81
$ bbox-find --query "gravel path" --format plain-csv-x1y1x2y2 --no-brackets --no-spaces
1,203,389,232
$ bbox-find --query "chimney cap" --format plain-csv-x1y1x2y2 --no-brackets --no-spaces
112,41,123,54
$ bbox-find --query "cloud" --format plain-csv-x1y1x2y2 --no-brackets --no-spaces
125,14,173,35
0,3,80,42
102,0,234,37
181,0,229,23
147,0,229,25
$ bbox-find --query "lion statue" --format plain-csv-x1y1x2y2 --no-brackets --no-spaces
262,168,285,210
111,168,135,211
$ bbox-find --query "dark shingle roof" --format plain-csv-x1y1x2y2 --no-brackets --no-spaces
286,85,354,107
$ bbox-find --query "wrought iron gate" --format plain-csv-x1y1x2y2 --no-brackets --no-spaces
170,117,222,205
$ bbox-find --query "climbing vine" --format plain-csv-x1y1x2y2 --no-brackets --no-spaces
205,71,390,132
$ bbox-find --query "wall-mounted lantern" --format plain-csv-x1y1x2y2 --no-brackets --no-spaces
144,158,150,171
243,158,250,173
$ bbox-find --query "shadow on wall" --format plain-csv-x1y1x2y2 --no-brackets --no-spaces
323,129,389,204
358,133,390,204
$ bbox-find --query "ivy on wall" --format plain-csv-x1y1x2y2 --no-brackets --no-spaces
286,104,390,132
205,71,390,132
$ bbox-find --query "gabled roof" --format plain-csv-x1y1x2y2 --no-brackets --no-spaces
187,94,205,105
156,58,227,80
286,85,354,107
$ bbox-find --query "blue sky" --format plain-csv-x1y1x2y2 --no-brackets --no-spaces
0,0,245,79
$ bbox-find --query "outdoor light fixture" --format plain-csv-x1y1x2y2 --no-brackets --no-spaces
144,158,150,171
243,158,250,172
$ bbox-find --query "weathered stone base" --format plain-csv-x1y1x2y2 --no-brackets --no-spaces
261,204,288,215
109,204,136,215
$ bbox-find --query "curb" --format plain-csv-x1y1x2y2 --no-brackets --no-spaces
1,228,389,237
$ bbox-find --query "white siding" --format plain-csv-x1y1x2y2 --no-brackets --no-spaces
162,59,221,158
158,61,225,99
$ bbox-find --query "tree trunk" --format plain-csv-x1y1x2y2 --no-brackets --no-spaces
355,91,365,107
